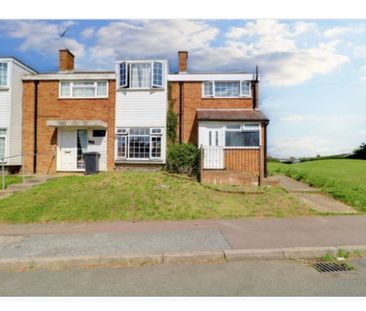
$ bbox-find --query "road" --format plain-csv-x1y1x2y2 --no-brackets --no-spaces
1,257,366,296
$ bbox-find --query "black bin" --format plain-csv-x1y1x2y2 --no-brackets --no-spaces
83,152,100,175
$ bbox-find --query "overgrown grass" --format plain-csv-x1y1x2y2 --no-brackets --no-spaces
268,159,366,212
0,175,22,189
0,171,316,223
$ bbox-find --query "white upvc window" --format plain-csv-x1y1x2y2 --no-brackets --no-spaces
116,127,163,160
117,61,164,89
0,128,7,161
59,81,108,98
202,81,252,98
224,122,260,148
0,63,8,87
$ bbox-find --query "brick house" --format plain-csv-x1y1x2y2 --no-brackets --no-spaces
22,50,116,174
168,52,269,184
20,49,269,185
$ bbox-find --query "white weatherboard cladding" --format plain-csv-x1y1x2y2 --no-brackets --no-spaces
0,60,35,165
116,90,167,127
9,61,31,165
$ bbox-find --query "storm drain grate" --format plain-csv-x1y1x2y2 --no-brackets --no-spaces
313,262,354,273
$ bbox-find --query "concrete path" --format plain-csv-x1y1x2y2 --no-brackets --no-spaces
270,175,357,214
1,216,366,264
0,176,54,200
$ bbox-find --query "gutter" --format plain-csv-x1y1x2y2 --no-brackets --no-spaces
33,80,39,174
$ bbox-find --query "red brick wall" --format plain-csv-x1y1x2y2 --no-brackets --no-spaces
170,81,255,144
22,80,116,174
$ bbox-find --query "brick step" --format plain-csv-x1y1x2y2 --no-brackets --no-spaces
201,170,258,187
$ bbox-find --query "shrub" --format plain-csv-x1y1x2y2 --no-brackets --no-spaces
165,144,201,177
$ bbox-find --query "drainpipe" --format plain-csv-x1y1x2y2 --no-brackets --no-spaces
33,80,39,174
253,65,259,110
179,81,183,144
264,122,268,178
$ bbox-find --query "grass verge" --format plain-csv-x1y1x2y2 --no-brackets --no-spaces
0,171,316,223
268,159,366,212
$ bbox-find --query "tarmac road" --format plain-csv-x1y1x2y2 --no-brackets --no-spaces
1,257,366,296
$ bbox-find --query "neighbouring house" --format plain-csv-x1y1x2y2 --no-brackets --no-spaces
168,52,269,185
0,57,37,173
22,50,116,174
114,59,168,166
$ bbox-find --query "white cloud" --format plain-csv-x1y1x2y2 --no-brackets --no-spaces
193,20,347,86
81,27,95,39
322,26,366,38
0,20,85,64
88,20,219,67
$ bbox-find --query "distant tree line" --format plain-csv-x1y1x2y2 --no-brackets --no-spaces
348,142,366,159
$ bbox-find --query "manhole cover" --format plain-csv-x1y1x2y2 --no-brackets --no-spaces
313,262,354,273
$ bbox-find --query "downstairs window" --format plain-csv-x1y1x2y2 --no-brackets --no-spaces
225,123,260,147
0,129,7,160
116,128,163,159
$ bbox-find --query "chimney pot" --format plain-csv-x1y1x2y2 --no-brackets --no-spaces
59,49,74,72
178,51,188,73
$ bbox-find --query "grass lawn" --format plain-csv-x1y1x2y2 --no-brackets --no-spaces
0,175,23,189
268,159,366,212
0,171,316,223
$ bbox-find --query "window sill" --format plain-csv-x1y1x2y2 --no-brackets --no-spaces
115,158,164,164
58,97,109,100
224,146,260,150
0,86,9,91
202,96,252,99
117,87,165,91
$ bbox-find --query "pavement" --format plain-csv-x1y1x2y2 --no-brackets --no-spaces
1,216,366,270
1,257,366,296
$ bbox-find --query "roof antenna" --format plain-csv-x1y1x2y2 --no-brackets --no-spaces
59,27,68,50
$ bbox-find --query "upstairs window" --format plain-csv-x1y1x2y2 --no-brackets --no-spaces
118,61,164,89
59,81,108,98
202,81,251,98
0,63,8,87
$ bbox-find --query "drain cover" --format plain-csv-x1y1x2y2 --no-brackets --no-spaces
313,262,354,273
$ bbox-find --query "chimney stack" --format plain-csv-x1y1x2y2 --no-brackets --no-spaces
178,51,188,73
59,49,74,72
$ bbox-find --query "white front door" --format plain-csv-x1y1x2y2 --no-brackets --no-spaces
59,129,77,171
200,125,224,169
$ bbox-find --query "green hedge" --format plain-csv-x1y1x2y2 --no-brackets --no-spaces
165,144,201,177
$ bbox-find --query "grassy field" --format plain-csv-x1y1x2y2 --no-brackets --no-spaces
0,175,22,189
0,171,316,223
268,159,366,212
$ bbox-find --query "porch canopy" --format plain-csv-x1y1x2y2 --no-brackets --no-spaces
46,120,107,128
197,109,269,122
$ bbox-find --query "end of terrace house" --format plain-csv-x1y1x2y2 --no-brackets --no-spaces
2,49,269,185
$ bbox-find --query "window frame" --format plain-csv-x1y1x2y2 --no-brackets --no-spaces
202,80,252,98
115,127,163,160
0,62,9,88
59,80,109,99
224,122,261,149
117,60,165,90
0,128,7,161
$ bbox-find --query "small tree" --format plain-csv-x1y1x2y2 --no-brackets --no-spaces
351,142,366,159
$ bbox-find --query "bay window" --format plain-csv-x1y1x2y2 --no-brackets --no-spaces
202,81,251,98
59,81,108,98
0,63,8,87
118,61,164,89
225,123,260,147
116,128,163,160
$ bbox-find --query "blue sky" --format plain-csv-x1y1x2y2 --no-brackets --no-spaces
0,19,365,158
